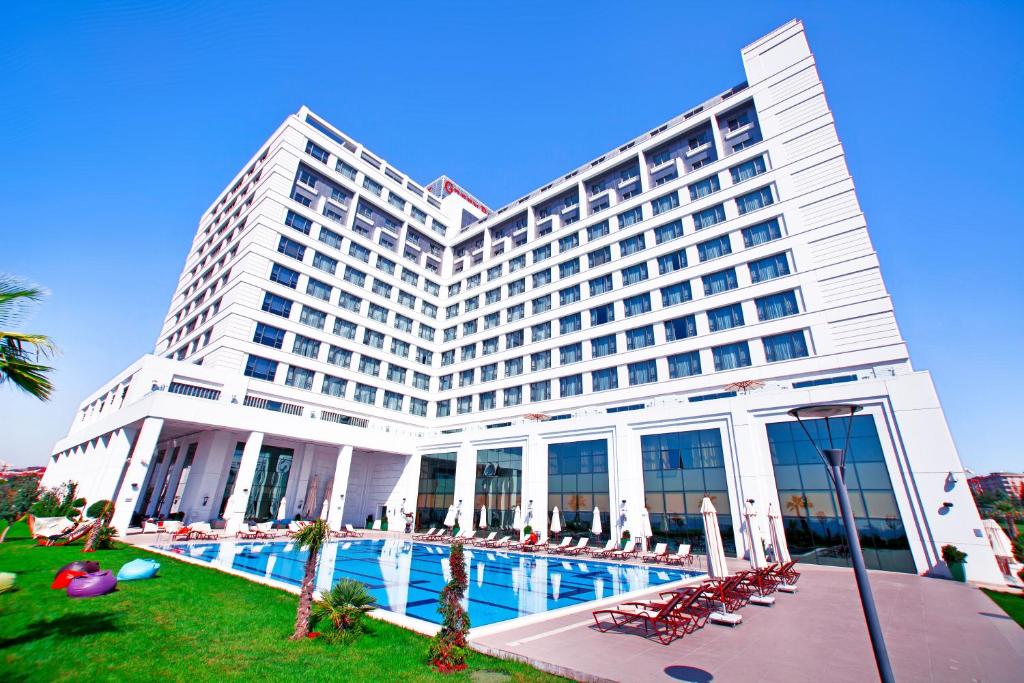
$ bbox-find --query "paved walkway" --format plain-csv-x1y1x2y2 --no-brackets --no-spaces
471,562,1024,683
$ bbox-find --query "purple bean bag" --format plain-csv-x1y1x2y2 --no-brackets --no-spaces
67,570,117,598
57,560,100,577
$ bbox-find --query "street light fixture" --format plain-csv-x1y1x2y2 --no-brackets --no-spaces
788,403,894,683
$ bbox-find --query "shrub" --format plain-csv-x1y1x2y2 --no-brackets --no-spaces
428,542,470,673
522,524,533,536
621,530,631,540
86,500,113,519
311,579,376,642
30,482,84,520
96,525,118,550
941,544,967,564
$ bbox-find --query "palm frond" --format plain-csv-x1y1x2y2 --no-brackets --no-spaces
0,277,46,328
0,345,54,400
2,332,58,359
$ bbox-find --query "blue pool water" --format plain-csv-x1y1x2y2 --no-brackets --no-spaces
152,539,702,627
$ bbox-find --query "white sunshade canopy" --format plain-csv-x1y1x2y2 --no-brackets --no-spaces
701,496,730,579
767,501,792,564
743,500,768,569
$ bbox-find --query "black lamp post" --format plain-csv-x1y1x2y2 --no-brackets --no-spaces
788,404,895,683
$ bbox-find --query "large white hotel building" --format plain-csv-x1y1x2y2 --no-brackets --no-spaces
41,21,1002,582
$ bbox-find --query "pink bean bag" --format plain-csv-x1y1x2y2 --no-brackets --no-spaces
67,570,117,598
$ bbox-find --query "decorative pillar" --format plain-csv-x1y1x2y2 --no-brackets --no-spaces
326,445,353,531
224,431,264,535
109,417,164,534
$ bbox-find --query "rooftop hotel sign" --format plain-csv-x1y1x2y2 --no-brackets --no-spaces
428,176,490,214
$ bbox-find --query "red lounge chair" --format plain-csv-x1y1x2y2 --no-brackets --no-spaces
775,560,800,585
37,521,98,547
702,574,752,612
592,591,697,645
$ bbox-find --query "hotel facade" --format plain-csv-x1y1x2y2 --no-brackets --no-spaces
41,21,1003,583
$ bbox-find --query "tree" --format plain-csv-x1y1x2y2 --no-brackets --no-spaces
291,519,329,640
31,482,85,520
83,500,114,553
993,499,1020,539
428,542,470,673
0,277,57,400
0,475,40,542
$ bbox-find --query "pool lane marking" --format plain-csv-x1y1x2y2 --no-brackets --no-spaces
506,618,593,646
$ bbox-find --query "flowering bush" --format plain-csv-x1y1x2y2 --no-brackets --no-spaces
428,542,470,673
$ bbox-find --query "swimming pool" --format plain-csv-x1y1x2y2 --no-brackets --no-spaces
152,539,702,627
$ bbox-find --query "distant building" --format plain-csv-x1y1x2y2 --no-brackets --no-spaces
0,461,46,479
969,472,1024,500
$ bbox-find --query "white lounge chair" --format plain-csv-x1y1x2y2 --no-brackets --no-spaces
344,524,363,537
142,520,161,535
412,527,437,540
586,540,616,556
666,543,693,566
471,531,497,546
564,538,590,555
609,539,638,560
548,537,573,553
642,542,668,563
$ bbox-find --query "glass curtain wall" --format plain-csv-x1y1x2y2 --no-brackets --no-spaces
217,442,245,517
245,446,294,521
641,429,734,553
548,440,610,540
416,452,457,531
767,415,914,573
475,447,523,531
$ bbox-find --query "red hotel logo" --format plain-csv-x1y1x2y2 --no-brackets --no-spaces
443,179,490,214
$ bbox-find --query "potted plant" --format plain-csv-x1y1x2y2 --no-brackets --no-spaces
621,529,631,550
941,544,967,582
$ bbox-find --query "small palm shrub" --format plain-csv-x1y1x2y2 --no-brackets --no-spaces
312,579,376,642
95,525,118,550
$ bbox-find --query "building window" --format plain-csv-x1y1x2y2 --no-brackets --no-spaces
661,281,693,307
592,367,619,392
285,210,312,234
559,258,581,279
628,360,658,385
588,246,612,268
319,227,342,250
591,334,617,358
619,233,646,256
702,268,738,296
277,236,306,261
697,235,732,262
618,206,643,228
358,356,381,376
475,447,523,530
712,341,752,371
763,330,809,362
306,278,332,301
354,383,376,404
386,364,407,383
440,374,453,391
410,397,427,416
559,374,583,397
730,156,766,183
736,186,775,215
367,304,388,324
269,264,299,289
244,355,278,382
667,351,702,378
261,292,292,318
503,386,522,406
707,303,744,332
642,429,732,551
530,381,551,402
436,400,451,417
321,375,347,397
327,346,352,367
413,372,430,390
560,342,582,365
285,366,315,390
305,140,329,163
505,357,524,377
338,292,361,312
532,244,552,262
625,325,655,350
349,243,370,263
481,363,497,382
533,295,552,314
253,322,285,349
334,319,356,339
622,263,649,286
589,274,613,296
651,191,680,215
623,293,651,317
655,219,684,244
292,335,321,359
457,396,473,414
767,416,913,572
532,269,552,288
590,303,615,326
531,350,552,371
749,253,790,283
693,204,726,231
657,249,687,275
587,220,610,241
689,175,721,200
559,313,581,334
756,290,799,321
560,285,581,306
383,390,404,411
506,329,523,348
664,314,697,341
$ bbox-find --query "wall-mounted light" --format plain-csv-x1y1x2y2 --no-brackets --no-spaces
202,496,209,506
942,502,954,509
131,482,139,490
746,498,755,505
339,493,345,500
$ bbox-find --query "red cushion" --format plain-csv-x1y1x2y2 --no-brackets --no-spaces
51,569,86,590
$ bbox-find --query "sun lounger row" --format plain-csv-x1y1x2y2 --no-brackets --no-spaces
592,562,801,645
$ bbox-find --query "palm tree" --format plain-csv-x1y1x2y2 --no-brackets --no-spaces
786,494,813,537
291,519,329,640
0,278,57,400
993,499,1020,539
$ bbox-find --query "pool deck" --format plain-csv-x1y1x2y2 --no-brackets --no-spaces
125,532,1024,682
471,558,1024,683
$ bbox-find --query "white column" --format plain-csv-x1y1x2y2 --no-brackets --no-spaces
526,433,546,540
290,443,317,519
224,431,264,534
93,429,135,507
326,445,353,531
453,443,476,528
109,417,164,534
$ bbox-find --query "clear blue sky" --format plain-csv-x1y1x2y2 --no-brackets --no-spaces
1,2,1021,473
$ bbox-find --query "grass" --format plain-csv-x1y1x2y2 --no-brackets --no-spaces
0,521,564,682
982,588,1024,628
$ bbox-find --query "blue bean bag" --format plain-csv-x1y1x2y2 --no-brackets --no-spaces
117,558,160,581
67,570,117,598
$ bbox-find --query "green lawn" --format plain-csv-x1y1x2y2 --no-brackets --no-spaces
983,588,1024,629
0,521,563,682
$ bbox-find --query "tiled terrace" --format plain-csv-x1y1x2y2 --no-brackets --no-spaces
471,560,1024,682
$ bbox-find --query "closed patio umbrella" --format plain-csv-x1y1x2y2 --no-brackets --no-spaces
512,505,523,540
276,496,288,522
591,507,603,538
302,475,319,519
701,496,729,579
767,501,791,564
479,505,488,529
550,507,562,538
641,508,653,552
319,498,329,521
443,504,457,528
743,500,767,569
